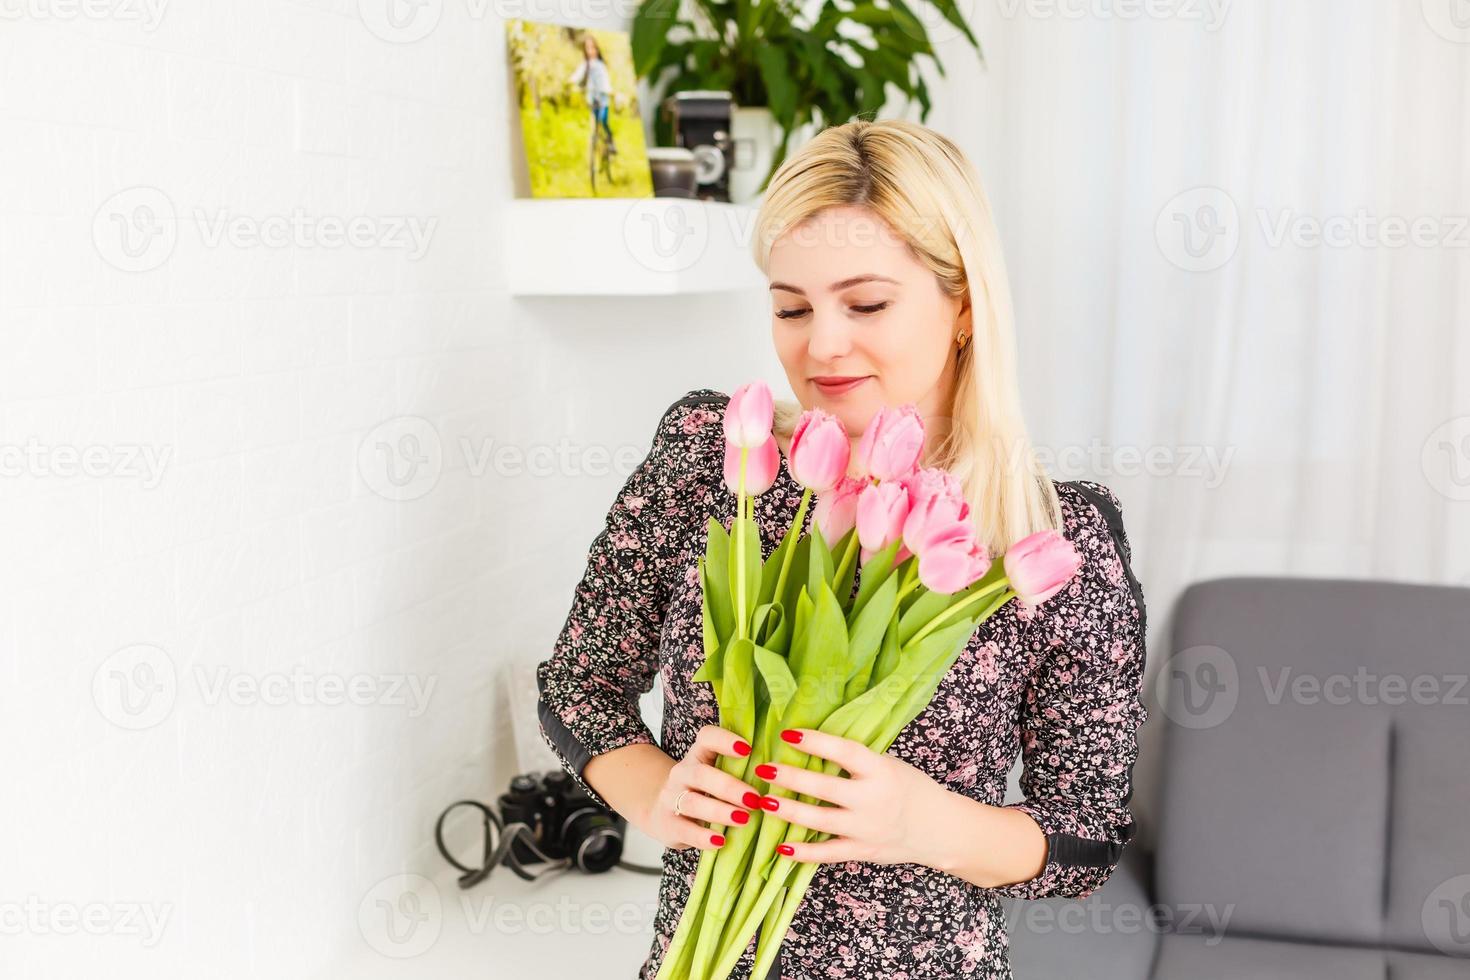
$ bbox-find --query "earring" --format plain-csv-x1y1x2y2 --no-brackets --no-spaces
955,332,970,350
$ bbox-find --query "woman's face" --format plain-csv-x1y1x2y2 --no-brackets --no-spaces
768,205,972,447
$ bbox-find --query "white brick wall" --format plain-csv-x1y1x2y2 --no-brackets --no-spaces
0,5,775,977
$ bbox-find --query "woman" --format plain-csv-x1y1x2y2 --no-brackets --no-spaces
536,118,1149,979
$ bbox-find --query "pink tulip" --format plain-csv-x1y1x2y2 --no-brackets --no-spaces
724,436,780,496
1004,529,1083,607
788,408,850,493
813,475,864,543
856,480,910,556
723,381,775,449
901,469,972,557
918,528,993,594
854,404,924,483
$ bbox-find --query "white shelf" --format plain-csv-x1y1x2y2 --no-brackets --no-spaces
505,197,767,297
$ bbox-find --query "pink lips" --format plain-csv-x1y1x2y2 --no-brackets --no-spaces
812,376,870,396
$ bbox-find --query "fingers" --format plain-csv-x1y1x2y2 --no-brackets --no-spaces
776,728,874,778
668,812,729,851
750,789,850,839
778,835,866,864
690,724,753,767
753,758,856,809
685,754,764,811
672,787,754,832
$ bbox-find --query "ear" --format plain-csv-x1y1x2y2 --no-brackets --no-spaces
957,292,974,333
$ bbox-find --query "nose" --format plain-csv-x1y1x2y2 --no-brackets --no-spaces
806,309,853,364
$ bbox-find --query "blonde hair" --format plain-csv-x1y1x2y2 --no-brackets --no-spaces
754,118,1062,556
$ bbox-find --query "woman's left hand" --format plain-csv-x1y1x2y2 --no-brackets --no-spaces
755,727,947,866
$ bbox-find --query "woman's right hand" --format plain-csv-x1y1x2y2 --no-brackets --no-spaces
649,725,764,852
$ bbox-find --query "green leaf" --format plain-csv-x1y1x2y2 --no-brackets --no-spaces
851,537,902,620
843,572,898,698
758,522,799,609
751,601,784,646
788,586,814,675
631,0,681,77
717,638,759,777
805,524,834,599
785,581,849,727
870,618,978,751
870,609,902,684
754,45,798,125
704,517,735,641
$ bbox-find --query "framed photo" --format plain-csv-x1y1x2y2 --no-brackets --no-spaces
507,19,654,198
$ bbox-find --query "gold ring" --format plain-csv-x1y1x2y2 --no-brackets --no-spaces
673,788,690,817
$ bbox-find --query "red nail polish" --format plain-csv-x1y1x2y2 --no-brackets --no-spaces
780,729,803,744
711,834,725,846
731,809,750,825
733,739,752,756
777,844,795,856
742,791,763,809
760,796,780,811
755,763,777,780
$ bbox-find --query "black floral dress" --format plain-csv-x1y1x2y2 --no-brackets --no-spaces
536,388,1150,980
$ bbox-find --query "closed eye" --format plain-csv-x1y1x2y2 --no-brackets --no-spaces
775,302,890,320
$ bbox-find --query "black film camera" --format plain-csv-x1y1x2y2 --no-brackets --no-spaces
434,769,661,888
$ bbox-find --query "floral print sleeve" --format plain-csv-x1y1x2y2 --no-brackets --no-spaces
535,392,718,811
981,479,1149,901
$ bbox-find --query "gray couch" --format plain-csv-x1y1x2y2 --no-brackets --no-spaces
1005,576,1470,978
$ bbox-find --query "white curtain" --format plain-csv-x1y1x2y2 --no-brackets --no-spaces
924,0,1470,834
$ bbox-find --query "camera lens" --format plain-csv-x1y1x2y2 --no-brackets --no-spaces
561,806,623,873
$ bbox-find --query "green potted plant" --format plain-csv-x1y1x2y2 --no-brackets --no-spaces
632,0,983,199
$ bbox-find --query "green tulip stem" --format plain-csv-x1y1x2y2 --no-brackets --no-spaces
831,525,859,590
908,582,1014,648
771,485,812,607
736,447,748,641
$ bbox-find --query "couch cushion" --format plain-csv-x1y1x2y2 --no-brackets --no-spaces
1154,577,1470,952
1388,711,1470,955
1152,933,1383,980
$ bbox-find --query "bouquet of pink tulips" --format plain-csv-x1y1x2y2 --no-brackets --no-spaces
656,381,1083,980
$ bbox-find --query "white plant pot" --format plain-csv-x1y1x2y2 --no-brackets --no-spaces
728,106,777,204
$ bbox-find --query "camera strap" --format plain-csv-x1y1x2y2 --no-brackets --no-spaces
434,799,661,889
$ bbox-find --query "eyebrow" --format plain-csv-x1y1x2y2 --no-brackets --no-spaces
768,274,901,296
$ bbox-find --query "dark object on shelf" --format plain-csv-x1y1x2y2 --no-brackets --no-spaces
433,769,660,888
649,147,699,198
661,90,732,202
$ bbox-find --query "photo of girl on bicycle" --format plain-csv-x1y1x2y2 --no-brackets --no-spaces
508,20,654,198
